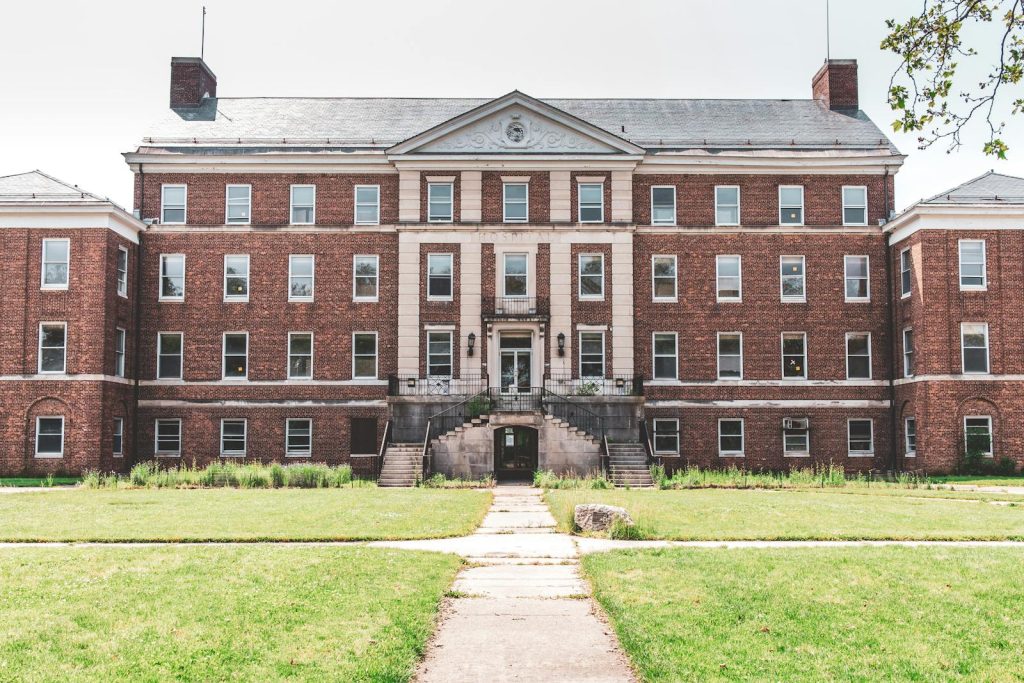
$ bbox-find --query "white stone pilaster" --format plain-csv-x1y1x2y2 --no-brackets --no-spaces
611,170,633,222
459,242,482,377
398,170,421,223
611,234,634,375
460,171,482,222
550,171,571,222
397,233,420,374
549,242,573,375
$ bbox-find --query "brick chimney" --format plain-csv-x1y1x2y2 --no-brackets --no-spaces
170,57,217,109
812,59,858,111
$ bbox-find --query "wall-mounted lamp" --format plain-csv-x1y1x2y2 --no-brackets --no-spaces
407,377,416,388
467,332,476,357
614,377,625,388
557,333,566,356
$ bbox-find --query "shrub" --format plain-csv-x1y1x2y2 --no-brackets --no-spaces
533,469,612,489
608,516,649,540
575,381,600,397
95,461,363,490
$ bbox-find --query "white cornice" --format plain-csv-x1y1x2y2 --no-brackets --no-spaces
0,205,144,243
885,204,1024,244
637,150,904,175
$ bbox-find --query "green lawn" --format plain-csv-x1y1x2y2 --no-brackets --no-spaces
0,546,460,682
584,547,1024,682
547,488,1024,540
0,477,79,487
929,475,1024,487
0,488,491,542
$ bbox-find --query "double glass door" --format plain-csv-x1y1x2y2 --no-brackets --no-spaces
499,335,532,394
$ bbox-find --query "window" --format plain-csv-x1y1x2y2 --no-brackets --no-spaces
503,183,528,222
652,255,677,301
427,331,453,377
779,186,804,225
355,185,380,225
225,184,251,224
578,183,604,223
220,419,247,456
903,328,914,377
905,417,916,456
289,255,314,301
958,240,987,289
161,185,186,224
848,419,874,456
653,332,678,380
964,416,993,457
428,183,453,222
503,253,528,297
717,333,743,380
780,256,806,301
579,331,605,378
157,332,183,380
353,255,379,301
41,238,70,289
286,418,312,456
900,248,912,297
842,186,868,225
718,419,744,456
844,255,870,301
159,254,185,301
716,255,742,301
715,186,740,226
961,323,989,374
155,419,181,456
846,333,871,379
428,253,453,300
112,418,124,456
116,246,129,297
290,185,315,224
38,323,66,373
222,332,248,380
652,418,679,455
578,254,604,299
352,332,378,379
650,186,676,225
35,417,64,458
784,419,810,455
223,255,250,301
288,332,313,379
782,332,807,379
115,327,126,378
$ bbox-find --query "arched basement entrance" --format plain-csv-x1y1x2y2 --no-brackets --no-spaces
493,425,538,482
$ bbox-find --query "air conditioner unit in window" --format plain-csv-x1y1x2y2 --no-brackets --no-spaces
783,417,809,430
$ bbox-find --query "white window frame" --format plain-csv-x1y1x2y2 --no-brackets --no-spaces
903,327,914,378
285,418,313,457
426,330,454,378
716,255,742,302
225,184,252,225
352,331,378,379
290,184,316,225
154,418,182,456
958,239,987,291
781,332,807,380
847,418,875,457
844,255,870,302
715,185,741,226
964,415,993,457
578,253,605,300
779,255,806,303
223,254,250,302
427,253,454,301
354,185,381,225
156,332,183,380
717,332,743,380
222,331,249,381
113,417,124,457
502,253,529,298
841,186,868,226
288,254,315,302
900,248,912,298
38,322,67,374
41,238,70,290
159,254,186,302
652,332,678,381
651,255,678,302
220,418,248,457
578,331,605,378
503,183,529,223
427,182,454,223
578,182,604,223
287,331,314,380
718,418,745,457
115,327,126,378
353,255,379,302
904,417,916,457
116,246,129,298
160,184,186,225
779,185,805,226
845,332,872,380
960,322,990,374
34,416,65,458
783,419,810,457
652,418,680,455
650,185,676,226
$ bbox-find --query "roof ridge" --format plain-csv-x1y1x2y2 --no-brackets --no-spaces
204,95,823,103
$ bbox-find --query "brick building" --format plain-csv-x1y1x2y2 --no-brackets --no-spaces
2,56,1021,481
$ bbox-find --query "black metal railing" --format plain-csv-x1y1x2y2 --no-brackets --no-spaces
483,296,549,317
426,390,494,444
388,373,488,397
544,374,644,397
376,419,392,480
640,418,656,467
541,388,605,442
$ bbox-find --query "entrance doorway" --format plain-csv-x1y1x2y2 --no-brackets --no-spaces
494,426,539,481
499,334,532,393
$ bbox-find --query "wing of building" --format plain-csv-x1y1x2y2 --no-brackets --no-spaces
3,56,1019,479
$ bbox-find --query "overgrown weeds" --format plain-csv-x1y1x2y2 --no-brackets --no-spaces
420,473,495,489
82,461,369,489
533,470,613,489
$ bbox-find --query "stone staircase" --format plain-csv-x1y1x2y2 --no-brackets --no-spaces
377,443,423,487
606,443,654,488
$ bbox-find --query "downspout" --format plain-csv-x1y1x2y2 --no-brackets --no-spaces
882,169,899,473
131,167,145,467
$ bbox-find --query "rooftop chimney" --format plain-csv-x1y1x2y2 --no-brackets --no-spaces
170,57,217,109
812,59,858,111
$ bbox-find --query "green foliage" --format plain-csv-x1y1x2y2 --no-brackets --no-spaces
653,464,866,490
959,449,1020,476
575,381,600,396
533,469,613,489
420,473,495,489
608,516,650,540
90,461,361,489
465,395,493,419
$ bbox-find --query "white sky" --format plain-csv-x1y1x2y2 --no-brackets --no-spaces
2,0,1022,210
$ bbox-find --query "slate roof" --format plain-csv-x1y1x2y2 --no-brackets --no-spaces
142,96,899,153
0,170,113,204
921,171,1024,204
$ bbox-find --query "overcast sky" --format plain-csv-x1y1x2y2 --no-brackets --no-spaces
2,0,1022,210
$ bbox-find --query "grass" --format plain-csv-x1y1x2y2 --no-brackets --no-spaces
0,545,460,682
583,546,1024,682
0,488,491,542
0,477,79,487
929,475,1024,487
547,488,1024,540
84,460,362,489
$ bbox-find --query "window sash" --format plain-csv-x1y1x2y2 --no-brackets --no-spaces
964,417,993,456
503,254,528,297
961,323,989,373
779,186,804,225
958,240,986,288
578,183,604,223
35,417,64,457
905,417,917,455
113,418,124,456
718,419,744,455
39,323,66,373
115,328,126,377
652,333,678,380
900,249,912,296
503,183,529,222
224,255,250,300
780,256,805,300
844,256,869,301
286,419,312,456
652,256,677,300
652,419,679,454
715,186,740,226
116,247,129,297
842,186,868,225
782,333,806,379
579,332,605,378
848,420,874,454
903,329,914,377
225,185,251,224
220,419,247,456
290,185,316,224
717,333,742,380
289,255,314,301
427,254,454,299
578,254,604,299
846,333,871,379
428,183,453,222
353,255,379,300
41,239,70,288
155,419,181,455
355,185,380,225
161,185,186,224
650,186,676,225
288,333,313,379
716,255,742,301
157,333,183,380
352,333,378,379
427,332,453,377
784,428,809,454
222,333,248,379
160,255,185,300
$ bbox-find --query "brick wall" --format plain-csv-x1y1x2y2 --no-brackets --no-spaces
481,171,551,223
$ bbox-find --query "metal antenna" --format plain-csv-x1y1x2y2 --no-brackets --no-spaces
201,6,207,60
826,0,831,61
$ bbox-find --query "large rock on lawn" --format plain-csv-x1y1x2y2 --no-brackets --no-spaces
574,504,633,532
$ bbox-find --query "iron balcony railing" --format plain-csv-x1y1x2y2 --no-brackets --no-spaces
483,296,549,318
544,374,644,397
388,373,488,397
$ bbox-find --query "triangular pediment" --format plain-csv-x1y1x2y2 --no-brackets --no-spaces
388,92,644,156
